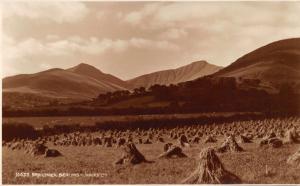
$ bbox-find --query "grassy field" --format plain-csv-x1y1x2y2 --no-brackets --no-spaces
2,112,256,129
3,137,300,184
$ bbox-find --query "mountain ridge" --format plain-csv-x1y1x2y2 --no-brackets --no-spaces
213,38,300,92
3,64,129,99
3,60,221,99
127,60,222,89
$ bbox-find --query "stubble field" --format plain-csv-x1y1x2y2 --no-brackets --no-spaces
3,137,300,184
2,115,300,184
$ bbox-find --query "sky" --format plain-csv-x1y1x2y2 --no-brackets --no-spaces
2,1,300,80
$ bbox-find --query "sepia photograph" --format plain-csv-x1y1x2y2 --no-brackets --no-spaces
1,0,300,184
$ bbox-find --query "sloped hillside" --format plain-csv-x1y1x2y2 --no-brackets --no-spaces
3,63,130,99
127,61,222,89
214,38,300,92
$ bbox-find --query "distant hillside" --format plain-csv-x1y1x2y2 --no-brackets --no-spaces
127,61,222,89
3,63,130,99
2,61,221,105
214,38,300,92
89,38,300,114
3,38,300,113
2,92,79,110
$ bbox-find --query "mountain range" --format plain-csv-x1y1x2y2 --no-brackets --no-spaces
3,64,129,99
3,38,300,103
3,61,221,99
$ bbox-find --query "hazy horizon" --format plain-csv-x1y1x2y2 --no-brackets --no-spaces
2,1,300,79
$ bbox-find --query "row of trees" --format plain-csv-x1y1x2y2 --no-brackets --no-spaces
3,76,299,117
96,76,257,103
95,87,148,105
95,76,299,114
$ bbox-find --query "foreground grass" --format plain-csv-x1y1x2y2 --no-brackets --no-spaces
3,138,300,184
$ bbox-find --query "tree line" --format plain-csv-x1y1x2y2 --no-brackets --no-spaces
3,76,300,117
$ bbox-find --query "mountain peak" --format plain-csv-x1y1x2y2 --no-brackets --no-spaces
76,63,92,67
182,60,221,71
67,63,103,75
66,62,130,89
68,63,103,74
187,60,209,67
190,60,207,64
77,63,94,67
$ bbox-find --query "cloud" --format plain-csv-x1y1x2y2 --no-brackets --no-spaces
121,2,300,31
160,28,187,40
3,2,300,79
124,12,143,25
3,1,89,23
46,34,60,41
96,11,105,20
3,37,119,61
123,3,161,25
3,35,179,64
129,38,179,51
119,2,300,61
2,33,180,77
